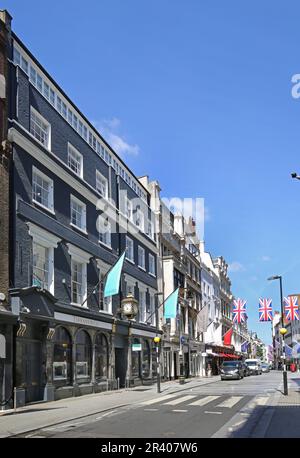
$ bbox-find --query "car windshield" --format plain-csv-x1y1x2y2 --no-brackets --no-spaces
262,364,268,367
246,361,257,366
222,362,238,367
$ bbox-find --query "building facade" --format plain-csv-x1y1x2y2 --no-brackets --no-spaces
0,11,163,407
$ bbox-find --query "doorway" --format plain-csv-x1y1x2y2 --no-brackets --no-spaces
115,348,127,388
16,339,43,403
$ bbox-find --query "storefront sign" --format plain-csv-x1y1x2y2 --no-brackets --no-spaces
132,343,142,351
0,334,6,359
54,312,112,330
206,349,213,354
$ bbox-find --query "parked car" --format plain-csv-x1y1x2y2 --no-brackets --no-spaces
245,359,262,375
261,363,270,373
241,362,251,377
220,361,244,380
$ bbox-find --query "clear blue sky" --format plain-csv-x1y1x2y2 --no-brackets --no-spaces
3,0,300,345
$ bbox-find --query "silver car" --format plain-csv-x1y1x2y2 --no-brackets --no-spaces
220,361,244,380
261,363,270,373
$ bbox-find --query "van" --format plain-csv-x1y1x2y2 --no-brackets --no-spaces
245,359,262,375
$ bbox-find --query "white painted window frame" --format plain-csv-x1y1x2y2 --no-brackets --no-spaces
32,166,54,213
68,143,83,178
30,106,51,150
70,194,87,233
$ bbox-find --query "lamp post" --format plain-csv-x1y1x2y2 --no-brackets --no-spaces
268,275,288,395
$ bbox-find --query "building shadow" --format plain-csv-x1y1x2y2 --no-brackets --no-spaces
229,404,300,438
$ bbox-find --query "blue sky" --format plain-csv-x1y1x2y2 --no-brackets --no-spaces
4,0,300,344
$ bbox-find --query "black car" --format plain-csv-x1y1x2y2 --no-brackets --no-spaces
220,361,244,380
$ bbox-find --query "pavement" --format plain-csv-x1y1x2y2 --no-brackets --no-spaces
2,372,300,438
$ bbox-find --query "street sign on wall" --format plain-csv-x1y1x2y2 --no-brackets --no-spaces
0,334,6,359
132,343,142,352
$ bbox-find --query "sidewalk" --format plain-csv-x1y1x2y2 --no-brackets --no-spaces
0,376,218,438
262,373,300,438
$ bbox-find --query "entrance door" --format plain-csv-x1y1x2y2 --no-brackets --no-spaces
115,348,127,388
173,353,178,379
17,339,42,403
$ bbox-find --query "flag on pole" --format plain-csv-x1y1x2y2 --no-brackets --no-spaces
164,288,179,319
104,252,125,298
274,339,281,349
284,296,299,321
241,341,249,353
267,345,274,361
223,328,233,346
259,298,273,321
232,299,247,323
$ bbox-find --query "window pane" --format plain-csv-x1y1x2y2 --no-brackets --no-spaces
30,110,50,148
33,242,50,290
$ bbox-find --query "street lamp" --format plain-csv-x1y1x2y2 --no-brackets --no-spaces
267,275,288,395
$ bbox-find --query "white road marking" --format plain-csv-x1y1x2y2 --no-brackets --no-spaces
172,409,188,413
216,396,243,408
141,393,180,405
189,395,220,406
164,395,196,405
144,408,158,412
205,411,223,415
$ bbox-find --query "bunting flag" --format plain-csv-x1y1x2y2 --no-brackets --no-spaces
196,305,209,333
274,339,281,349
164,288,179,319
259,298,273,322
267,345,274,361
232,299,247,323
223,328,233,346
284,343,293,358
284,296,299,321
104,252,125,298
241,341,249,353
293,340,300,358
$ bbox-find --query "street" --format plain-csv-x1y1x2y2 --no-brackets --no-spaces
14,371,287,438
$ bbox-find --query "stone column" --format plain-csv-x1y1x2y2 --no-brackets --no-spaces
126,327,132,387
109,328,116,387
72,328,78,396
43,326,55,402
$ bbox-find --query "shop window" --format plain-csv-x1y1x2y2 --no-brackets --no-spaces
75,330,91,381
142,340,150,378
131,338,141,378
53,327,72,384
95,333,109,380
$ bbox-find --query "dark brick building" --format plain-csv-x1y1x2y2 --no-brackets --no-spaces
0,10,159,407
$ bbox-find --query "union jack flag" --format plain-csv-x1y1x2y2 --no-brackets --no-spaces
232,299,246,323
259,298,273,322
284,296,299,321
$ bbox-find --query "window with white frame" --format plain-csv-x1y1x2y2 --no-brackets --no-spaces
71,260,86,305
125,236,134,263
99,272,112,313
96,171,108,199
98,217,111,247
30,107,51,149
70,195,86,232
135,208,145,232
126,197,133,221
139,290,147,323
68,144,83,178
28,223,60,295
149,294,156,326
32,167,54,212
138,246,145,270
149,253,156,276
126,281,135,296
33,242,51,291
147,220,154,239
